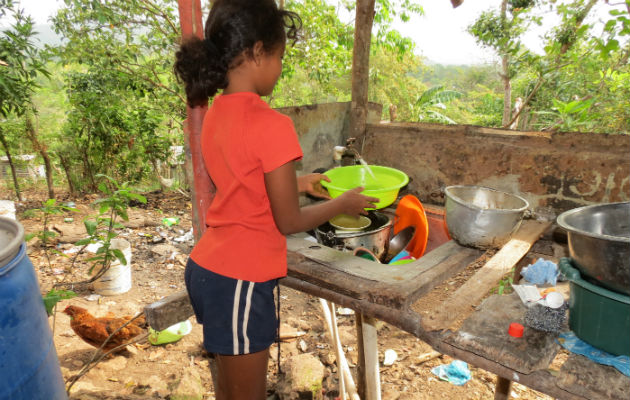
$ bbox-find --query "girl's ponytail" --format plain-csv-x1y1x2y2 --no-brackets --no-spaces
174,0,302,107
174,36,228,107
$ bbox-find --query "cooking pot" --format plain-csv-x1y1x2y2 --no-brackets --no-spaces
314,211,392,260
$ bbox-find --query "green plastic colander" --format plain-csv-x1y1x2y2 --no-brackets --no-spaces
321,165,409,209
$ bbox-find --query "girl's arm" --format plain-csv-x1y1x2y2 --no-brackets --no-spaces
265,162,378,235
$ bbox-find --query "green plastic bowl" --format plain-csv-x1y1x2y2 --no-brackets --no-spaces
321,165,409,209
148,320,192,345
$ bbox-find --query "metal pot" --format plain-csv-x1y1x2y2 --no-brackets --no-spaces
314,211,392,260
556,202,630,295
444,185,529,249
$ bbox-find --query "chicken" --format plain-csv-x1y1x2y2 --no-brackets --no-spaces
63,305,146,352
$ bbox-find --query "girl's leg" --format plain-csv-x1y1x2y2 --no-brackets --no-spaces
214,348,270,400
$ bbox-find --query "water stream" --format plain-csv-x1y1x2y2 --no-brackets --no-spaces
358,157,376,180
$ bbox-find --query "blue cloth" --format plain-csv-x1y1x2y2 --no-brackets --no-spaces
431,360,471,385
558,332,630,377
521,258,559,285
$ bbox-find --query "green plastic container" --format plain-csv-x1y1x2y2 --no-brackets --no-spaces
321,165,409,209
559,258,630,356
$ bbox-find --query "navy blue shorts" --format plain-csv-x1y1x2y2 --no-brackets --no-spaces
184,258,278,355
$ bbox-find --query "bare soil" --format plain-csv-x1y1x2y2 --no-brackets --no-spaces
15,189,554,400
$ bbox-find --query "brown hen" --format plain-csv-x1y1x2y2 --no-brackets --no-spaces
63,305,146,352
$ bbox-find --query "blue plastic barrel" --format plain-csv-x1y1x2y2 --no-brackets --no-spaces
0,217,67,400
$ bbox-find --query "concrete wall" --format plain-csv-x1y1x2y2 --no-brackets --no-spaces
277,102,382,175
362,122,630,216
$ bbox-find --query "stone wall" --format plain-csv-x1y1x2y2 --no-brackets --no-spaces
277,102,382,175
362,122,630,215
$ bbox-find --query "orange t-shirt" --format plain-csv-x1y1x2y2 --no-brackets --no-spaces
190,92,303,282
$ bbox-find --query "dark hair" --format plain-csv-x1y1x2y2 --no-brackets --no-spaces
174,0,301,107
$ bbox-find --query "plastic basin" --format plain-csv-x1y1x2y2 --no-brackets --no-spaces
559,258,630,356
321,166,409,209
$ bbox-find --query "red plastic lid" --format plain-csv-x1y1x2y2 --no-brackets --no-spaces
508,322,524,338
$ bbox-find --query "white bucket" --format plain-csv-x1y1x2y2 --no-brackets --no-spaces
91,238,132,296
0,200,16,220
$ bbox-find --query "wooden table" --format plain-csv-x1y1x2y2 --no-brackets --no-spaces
279,220,630,400
145,219,630,400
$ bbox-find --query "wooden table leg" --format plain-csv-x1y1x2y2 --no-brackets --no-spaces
494,376,512,400
360,314,381,400
355,315,366,399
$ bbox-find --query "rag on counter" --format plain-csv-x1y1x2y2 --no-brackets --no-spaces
521,258,559,285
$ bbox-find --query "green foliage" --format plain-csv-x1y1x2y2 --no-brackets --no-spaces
534,97,596,131
58,68,174,191
491,268,515,295
43,288,76,316
415,85,463,124
24,198,77,245
595,4,630,60
74,175,146,278
0,3,50,117
24,199,77,273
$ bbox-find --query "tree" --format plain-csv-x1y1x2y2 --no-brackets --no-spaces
275,0,424,109
0,1,51,199
468,0,540,127
52,0,181,192
503,0,603,130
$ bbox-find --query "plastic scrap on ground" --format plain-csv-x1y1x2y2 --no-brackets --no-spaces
521,258,559,286
431,360,471,385
383,349,397,366
162,217,180,227
558,332,630,377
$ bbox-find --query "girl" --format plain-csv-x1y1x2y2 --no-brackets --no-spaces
174,0,377,398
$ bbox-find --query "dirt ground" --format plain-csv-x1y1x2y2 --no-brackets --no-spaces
15,189,554,400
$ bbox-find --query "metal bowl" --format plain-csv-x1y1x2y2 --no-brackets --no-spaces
383,226,415,264
444,185,529,249
556,202,630,295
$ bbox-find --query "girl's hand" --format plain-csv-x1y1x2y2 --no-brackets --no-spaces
337,187,379,217
297,173,331,200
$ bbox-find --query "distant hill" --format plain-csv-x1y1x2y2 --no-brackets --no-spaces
32,24,63,48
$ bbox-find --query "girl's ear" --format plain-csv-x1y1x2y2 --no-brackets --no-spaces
252,41,264,65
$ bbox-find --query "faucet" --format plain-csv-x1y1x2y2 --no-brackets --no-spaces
333,138,361,167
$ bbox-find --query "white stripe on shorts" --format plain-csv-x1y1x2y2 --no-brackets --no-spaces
242,282,255,353
232,280,243,355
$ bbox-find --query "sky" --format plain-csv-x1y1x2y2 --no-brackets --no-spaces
8,0,624,65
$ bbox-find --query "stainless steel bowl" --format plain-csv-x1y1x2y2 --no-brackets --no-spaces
556,202,630,295
444,185,529,249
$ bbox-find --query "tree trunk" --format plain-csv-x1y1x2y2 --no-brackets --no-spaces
349,0,376,154
25,111,55,199
57,152,76,195
0,127,23,201
501,55,511,126
500,0,511,127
